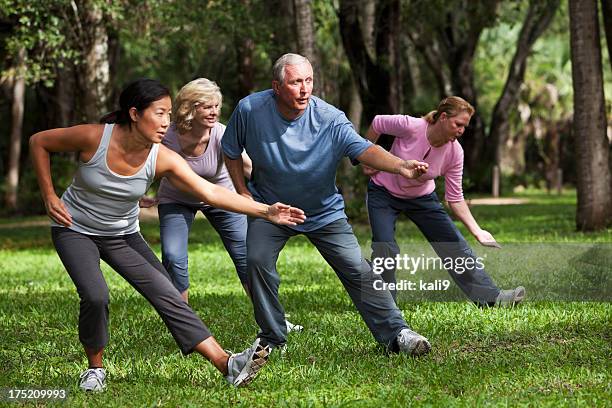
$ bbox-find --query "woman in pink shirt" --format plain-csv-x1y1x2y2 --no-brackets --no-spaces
364,96,525,307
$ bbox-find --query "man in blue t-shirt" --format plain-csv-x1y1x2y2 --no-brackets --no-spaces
222,53,431,355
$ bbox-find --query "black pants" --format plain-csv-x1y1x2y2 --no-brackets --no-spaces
51,227,211,355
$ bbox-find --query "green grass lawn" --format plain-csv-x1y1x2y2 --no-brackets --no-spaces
0,190,610,407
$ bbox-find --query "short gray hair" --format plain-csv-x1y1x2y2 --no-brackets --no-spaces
272,53,311,84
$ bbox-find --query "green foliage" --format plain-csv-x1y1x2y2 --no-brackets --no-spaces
0,0,78,85
0,0,126,86
116,0,285,111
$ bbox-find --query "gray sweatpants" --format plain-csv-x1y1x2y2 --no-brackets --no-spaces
51,227,211,355
246,218,409,348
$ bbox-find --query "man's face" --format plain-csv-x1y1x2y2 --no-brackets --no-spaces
273,62,314,119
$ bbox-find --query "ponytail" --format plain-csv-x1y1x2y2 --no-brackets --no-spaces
423,110,439,124
99,110,130,124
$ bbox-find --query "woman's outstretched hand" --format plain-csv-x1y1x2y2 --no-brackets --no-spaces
398,160,429,179
266,203,307,226
474,229,502,249
45,194,72,227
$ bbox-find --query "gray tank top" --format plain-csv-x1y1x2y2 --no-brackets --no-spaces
53,123,159,235
157,122,235,207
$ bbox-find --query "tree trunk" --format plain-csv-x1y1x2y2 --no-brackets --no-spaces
488,0,560,172
406,30,452,99
339,0,402,124
107,25,121,110
37,64,78,129
5,48,26,211
293,0,323,96
72,0,110,122
236,36,255,100
449,53,487,174
294,0,315,63
401,35,419,112
362,0,376,58
347,78,363,131
569,0,611,230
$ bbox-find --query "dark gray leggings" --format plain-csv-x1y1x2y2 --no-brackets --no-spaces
51,227,211,355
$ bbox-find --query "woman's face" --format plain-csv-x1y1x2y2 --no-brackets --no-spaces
439,111,472,145
193,99,220,129
132,96,172,143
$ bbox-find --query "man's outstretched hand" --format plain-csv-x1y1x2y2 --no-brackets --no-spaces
267,203,307,226
398,160,429,179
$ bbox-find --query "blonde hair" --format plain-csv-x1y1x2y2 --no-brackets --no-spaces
174,78,222,133
423,96,475,124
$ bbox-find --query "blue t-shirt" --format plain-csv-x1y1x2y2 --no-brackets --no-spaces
222,89,371,232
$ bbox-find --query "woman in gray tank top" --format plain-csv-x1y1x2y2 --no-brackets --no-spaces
29,78,305,390
146,78,302,333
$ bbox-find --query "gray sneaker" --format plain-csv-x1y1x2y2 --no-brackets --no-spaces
225,338,271,387
396,329,431,356
79,368,106,392
495,286,526,307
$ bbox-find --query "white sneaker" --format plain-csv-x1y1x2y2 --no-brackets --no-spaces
495,286,526,307
396,329,431,356
286,319,303,333
79,368,106,392
225,338,271,387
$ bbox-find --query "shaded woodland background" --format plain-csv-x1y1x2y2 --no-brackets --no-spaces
0,0,610,230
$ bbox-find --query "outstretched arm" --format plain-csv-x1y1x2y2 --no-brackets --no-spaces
158,147,305,225
356,145,428,180
361,126,381,177
448,200,500,248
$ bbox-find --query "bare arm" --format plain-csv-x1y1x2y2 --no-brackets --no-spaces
158,147,305,225
357,145,428,180
448,200,500,248
29,124,102,226
223,153,252,198
365,125,381,143
241,152,253,180
361,126,382,177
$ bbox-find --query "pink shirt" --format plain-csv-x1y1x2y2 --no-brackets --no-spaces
370,115,464,202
